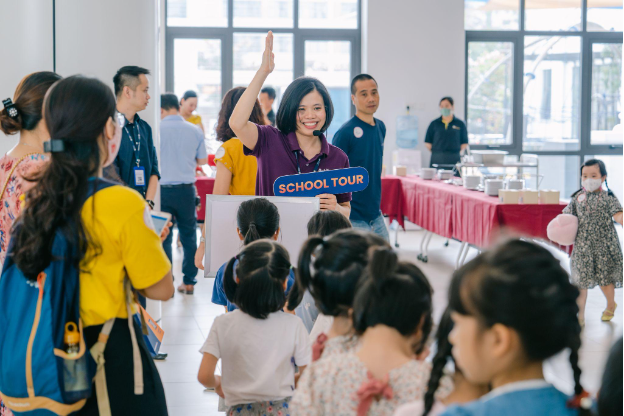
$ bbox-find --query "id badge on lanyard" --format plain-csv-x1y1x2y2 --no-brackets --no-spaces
125,124,145,187
134,166,146,187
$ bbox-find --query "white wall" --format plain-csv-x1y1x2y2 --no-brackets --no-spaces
0,0,54,155
55,0,161,130
364,0,465,169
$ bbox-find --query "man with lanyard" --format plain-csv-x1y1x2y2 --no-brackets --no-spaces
159,93,207,295
113,66,160,209
113,66,166,360
333,74,389,240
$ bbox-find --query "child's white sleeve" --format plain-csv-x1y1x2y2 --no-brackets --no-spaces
294,319,312,367
199,317,221,359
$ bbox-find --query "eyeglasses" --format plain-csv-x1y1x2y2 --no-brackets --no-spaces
116,112,126,129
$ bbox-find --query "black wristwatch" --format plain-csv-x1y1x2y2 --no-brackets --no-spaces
146,199,155,209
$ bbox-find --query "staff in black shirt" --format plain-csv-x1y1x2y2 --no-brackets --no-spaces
424,96,468,168
113,66,160,208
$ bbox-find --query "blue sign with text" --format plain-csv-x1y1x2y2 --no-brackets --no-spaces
273,167,369,197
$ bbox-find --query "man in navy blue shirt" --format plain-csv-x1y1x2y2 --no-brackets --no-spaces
113,66,160,209
333,74,389,240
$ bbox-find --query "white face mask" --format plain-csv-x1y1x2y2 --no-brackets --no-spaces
582,178,603,192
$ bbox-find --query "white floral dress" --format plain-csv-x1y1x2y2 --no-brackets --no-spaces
291,353,446,416
563,190,623,289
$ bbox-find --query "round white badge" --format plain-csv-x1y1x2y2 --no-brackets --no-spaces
215,146,226,159
578,193,586,202
353,127,364,138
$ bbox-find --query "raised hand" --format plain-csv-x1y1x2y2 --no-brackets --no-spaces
260,31,275,75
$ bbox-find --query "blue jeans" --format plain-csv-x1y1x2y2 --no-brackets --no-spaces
161,185,198,286
350,213,390,242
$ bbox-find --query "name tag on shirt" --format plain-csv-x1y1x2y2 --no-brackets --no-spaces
452,125,461,130
134,166,146,187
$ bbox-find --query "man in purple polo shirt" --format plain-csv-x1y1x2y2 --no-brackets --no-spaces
229,31,351,218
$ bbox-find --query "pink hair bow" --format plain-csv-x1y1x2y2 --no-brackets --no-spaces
355,372,394,416
311,333,328,362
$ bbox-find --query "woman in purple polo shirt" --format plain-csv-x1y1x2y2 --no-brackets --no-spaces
229,31,351,218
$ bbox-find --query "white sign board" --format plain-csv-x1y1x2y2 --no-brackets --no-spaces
204,195,320,277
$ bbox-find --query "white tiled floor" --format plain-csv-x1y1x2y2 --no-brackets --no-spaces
157,223,623,416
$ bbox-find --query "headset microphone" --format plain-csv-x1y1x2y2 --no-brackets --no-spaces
313,130,322,137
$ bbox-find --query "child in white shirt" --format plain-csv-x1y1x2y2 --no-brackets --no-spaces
197,240,311,415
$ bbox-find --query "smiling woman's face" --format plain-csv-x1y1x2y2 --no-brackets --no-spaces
296,90,326,137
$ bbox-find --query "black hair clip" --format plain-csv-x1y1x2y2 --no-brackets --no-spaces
2,98,19,119
44,140,65,153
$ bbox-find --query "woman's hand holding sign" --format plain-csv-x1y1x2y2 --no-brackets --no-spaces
318,194,339,211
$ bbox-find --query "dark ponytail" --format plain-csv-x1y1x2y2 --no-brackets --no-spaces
290,229,389,315
353,247,433,347
448,239,590,415
423,309,455,416
237,198,280,246
224,240,291,319
1,71,61,135
11,76,115,279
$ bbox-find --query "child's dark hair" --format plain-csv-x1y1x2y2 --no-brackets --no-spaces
598,337,622,416
352,247,433,354
307,211,352,237
448,239,589,415
572,158,614,197
276,76,334,134
237,198,280,245
223,240,291,319
422,309,455,416
288,229,389,315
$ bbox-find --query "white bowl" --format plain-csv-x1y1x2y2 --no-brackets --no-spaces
463,175,481,189
420,168,436,180
438,169,455,181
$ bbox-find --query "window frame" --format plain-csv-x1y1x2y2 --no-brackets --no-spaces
465,0,623,158
165,0,361,118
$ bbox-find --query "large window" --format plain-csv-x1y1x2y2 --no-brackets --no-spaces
166,0,361,150
465,0,623,197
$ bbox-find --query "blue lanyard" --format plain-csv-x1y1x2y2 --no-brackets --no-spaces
124,123,141,167
294,151,323,174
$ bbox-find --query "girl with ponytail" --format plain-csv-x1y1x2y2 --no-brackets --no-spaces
440,239,591,416
288,229,388,361
198,240,310,416
563,159,622,327
211,198,295,312
292,247,435,415
395,309,489,416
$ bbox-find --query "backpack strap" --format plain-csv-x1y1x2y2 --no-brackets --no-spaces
124,277,144,395
0,153,39,202
89,277,144,416
89,318,115,416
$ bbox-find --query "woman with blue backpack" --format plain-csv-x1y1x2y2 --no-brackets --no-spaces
0,76,173,415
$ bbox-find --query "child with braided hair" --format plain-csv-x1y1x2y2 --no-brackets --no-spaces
440,239,591,416
394,309,489,416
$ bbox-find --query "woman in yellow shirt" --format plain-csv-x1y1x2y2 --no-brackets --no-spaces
10,76,173,414
194,87,267,269
180,90,205,135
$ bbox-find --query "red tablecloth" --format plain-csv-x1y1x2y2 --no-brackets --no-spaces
195,177,215,222
381,177,405,228
380,175,569,250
